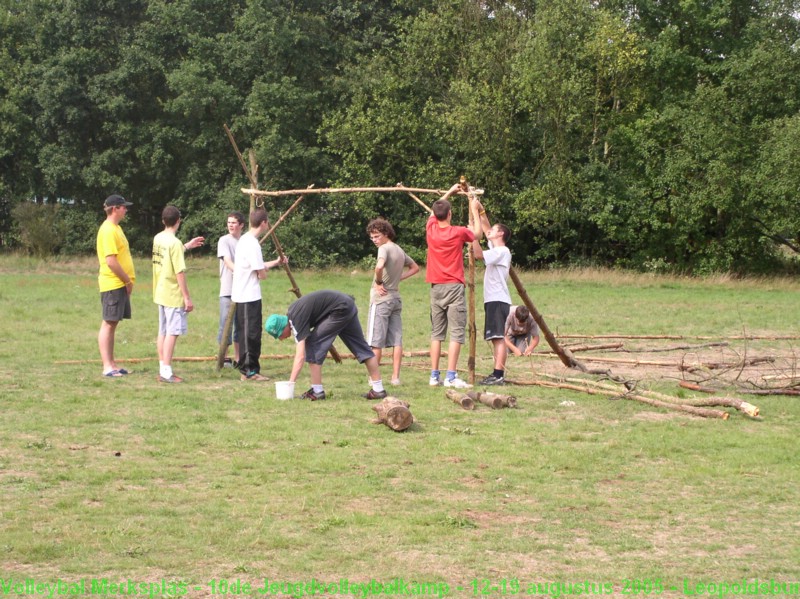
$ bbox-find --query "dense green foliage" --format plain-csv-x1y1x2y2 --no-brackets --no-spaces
1,0,799,272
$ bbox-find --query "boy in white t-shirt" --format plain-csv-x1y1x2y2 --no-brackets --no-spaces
470,198,512,385
231,209,286,381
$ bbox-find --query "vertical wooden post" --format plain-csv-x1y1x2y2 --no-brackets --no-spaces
467,206,477,385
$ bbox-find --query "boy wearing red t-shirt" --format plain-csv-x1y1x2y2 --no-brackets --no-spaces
426,182,483,388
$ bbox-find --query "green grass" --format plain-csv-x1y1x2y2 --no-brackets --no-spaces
1,255,799,597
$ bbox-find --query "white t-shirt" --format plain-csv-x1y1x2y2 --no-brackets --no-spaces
482,243,511,304
231,232,265,303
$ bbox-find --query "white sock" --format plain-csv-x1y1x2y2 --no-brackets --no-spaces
371,379,385,393
312,384,324,394
160,364,173,379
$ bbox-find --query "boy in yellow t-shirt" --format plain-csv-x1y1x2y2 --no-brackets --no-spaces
152,205,195,383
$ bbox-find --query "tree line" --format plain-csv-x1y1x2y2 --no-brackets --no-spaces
1,0,799,274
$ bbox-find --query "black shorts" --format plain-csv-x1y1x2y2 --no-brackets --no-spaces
101,287,132,322
484,301,510,340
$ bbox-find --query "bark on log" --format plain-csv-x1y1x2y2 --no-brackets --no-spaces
445,389,475,410
466,391,517,409
679,381,717,393
371,397,414,431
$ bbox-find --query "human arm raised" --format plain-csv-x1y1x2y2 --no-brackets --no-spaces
184,237,205,250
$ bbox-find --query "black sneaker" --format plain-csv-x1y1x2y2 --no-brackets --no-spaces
480,374,505,386
301,388,326,401
363,389,387,400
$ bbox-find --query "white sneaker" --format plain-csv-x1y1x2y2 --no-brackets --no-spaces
391,378,401,386
444,377,472,389
429,376,441,387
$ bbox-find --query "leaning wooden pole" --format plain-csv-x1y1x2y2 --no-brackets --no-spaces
507,267,586,371
222,125,341,367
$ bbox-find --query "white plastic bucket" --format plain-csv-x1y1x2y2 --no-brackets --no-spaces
275,381,295,400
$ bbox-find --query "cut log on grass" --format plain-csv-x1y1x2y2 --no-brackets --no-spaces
466,390,517,409
445,389,475,410
371,397,414,432
679,381,717,393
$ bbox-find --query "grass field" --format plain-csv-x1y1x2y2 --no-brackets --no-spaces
1,255,799,599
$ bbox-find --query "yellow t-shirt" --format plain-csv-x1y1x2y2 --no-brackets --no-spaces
97,220,135,292
152,230,186,308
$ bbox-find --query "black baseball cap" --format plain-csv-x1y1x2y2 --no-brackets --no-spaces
104,194,133,208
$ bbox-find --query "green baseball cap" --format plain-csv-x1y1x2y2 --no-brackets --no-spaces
265,314,288,339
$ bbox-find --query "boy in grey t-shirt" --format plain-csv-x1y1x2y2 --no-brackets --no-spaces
365,218,419,386
217,211,245,366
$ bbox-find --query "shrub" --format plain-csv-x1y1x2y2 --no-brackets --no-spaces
11,202,67,258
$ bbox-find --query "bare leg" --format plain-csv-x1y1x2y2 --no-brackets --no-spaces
392,345,403,381
308,363,323,386
161,334,178,368
98,320,119,372
364,356,381,381
430,339,442,372
446,340,462,372
493,338,507,370
372,347,383,366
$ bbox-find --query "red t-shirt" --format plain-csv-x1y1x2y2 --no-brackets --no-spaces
425,214,475,284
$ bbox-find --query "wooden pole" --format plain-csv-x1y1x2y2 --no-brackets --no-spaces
508,265,586,371
258,194,308,244
243,185,450,197
222,125,341,365
467,200,477,385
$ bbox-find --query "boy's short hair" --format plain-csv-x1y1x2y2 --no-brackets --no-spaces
366,218,396,241
228,211,246,225
432,199,451,221
162,205,181,227
496,223,511,243
515,305,530,322
250,209,268,228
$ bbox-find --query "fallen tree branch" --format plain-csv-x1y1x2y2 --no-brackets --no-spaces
562,342,624,352
512,378,729,419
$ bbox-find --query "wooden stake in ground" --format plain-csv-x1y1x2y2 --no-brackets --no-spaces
371,397,414,431
467,183,477,385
